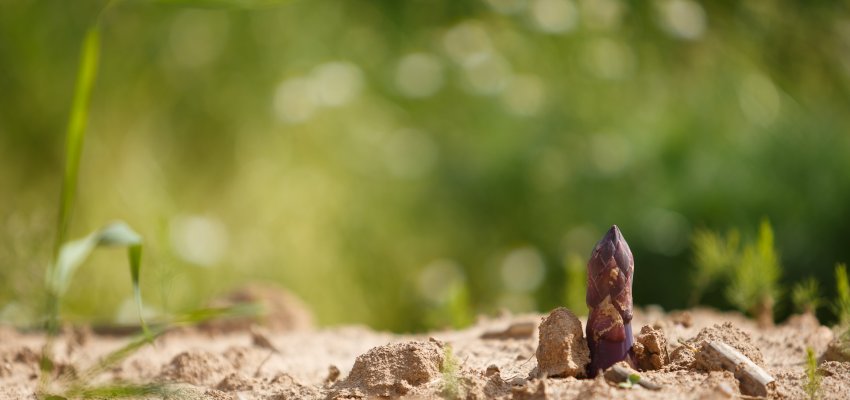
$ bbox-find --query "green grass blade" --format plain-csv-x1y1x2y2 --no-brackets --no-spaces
67,383,174,399
59,304,260,392
835,263,850,326
48,222,148,335
128,244,147,335
171,303,263,325
67,326,167,387
55,26,100,257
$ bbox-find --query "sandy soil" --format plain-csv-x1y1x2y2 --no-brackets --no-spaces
1,298,848,399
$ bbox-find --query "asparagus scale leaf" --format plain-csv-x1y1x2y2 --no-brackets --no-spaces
586,225,636,376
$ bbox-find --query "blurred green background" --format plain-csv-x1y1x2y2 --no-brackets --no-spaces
2,0,850,332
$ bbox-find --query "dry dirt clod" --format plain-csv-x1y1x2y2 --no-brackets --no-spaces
330,339,445,398
633,325,670,371
216,372,254,391
534,307,590,378
671,322,764,369
160,350,233,387
695,341,775,397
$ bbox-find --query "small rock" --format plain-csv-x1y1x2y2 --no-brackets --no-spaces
695,341,774,397
534,307,590,378
671,322,764,369
633,325,670,370
331,340,445,398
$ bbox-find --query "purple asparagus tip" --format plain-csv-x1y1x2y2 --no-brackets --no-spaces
586,225,635,376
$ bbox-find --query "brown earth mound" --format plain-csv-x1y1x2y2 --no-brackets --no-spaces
330,339,445,398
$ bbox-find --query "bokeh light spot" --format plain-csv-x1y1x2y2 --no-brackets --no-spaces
167,10,230,70
579,0,625,31
502,74,545,116
530,0,579,34
657,0,707,40
582,38,635,80
443,21,493,64
500,246,546,292
417,259,465,304
169,215,229,267
463,53,513,95
311,61,364,107
589,133,632,175
383,129,439,179
395,53,445,98
273,77,318,124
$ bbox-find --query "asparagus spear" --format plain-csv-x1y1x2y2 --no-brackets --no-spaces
586,225,636,376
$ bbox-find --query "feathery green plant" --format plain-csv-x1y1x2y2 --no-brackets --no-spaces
804,347,821,400
792,278,823,316
725,219,781,328
441,344,464,400
691,228,740,305
691,219,781,327
833,263,850,327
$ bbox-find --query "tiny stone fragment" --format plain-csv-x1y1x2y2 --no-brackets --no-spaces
671,322,764,370
695,341,775,397
534,307,590,378
633,325,670,371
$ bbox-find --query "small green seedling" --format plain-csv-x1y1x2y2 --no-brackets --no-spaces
804,347,821,400
726,219,781,328
691,228,740,305
618,373,641,389
441,345,464,400
792,278,823,316
833,263,850,327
